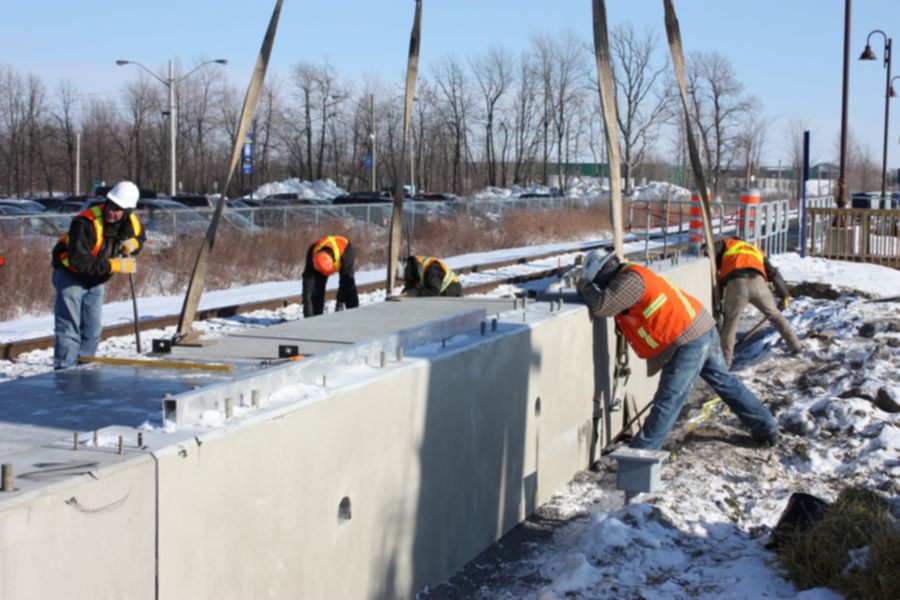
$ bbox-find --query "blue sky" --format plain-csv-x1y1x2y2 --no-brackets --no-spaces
4,1,900,168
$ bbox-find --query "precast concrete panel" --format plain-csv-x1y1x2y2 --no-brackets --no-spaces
155,308,595,599
0,452,156,600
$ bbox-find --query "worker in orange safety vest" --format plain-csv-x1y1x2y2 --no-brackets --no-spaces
302,235,359,317
714,238,802,367
576,249,778,450
50,181,145,369
399,255,462,297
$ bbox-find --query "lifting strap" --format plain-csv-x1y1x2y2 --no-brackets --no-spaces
662,0,721,320
386,0,423,295
591,0,630,408
174,0,285,344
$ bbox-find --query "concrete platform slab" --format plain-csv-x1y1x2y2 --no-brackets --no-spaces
167,297,516,362
0,297,515,458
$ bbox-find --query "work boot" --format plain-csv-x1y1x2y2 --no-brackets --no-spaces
753,430,780,448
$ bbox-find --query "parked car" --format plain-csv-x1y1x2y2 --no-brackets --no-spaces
0,199,47,213
0,205,68,237
27,197,67,211
412,192,458,202
166,194,214,209
94,185,159,199
332,191,392,205
136,198,209,237
53,201,92,214
262,192,328,204
851,192,881,210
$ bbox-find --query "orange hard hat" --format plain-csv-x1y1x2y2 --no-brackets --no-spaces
313,249,336,275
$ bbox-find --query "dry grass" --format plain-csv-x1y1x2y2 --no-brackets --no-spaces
778,487,900,600
0,203,612,322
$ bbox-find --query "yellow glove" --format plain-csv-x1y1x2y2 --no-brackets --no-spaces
109,258,137,274
781,296,790,310
120,237,140,256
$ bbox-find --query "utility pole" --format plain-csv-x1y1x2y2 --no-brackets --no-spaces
370,94,377,192
75,132,81,196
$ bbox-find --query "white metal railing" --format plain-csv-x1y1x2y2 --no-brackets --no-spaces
625,198,793,258
805,207,900,267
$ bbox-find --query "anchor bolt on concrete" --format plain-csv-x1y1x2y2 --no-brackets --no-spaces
1,463,13,492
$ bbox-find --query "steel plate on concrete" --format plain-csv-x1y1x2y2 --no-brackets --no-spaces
0,364,236,456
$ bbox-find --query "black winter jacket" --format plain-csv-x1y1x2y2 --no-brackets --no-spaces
51,206,145,288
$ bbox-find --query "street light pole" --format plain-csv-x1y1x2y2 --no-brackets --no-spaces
168,59,177,196
860,30,893,202
116,58,227,195
837,0,852,208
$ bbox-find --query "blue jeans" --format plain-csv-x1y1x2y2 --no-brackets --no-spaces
53,268,105,369
631,328,777,450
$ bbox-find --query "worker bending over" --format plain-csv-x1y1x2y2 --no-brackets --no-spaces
399,255,463,297
577,249,779,450
51,181,145,369
302,235,359,317
714,238,802,367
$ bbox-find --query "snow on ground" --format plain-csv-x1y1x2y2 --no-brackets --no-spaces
250,177,346,201
420,257,900,600
469,177,691,202
1,237,897,598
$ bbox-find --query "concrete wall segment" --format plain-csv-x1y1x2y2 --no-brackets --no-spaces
0,447,156,600
0,258,714,599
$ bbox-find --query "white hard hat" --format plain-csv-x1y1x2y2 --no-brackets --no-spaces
106,180,139,209
582,249,620,286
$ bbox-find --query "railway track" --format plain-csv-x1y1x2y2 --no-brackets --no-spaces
1,243,614,360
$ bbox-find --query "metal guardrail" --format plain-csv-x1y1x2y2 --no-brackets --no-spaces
805,207,900,267
625,198,793,257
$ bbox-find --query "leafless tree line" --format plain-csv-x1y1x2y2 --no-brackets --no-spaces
0,27,860,200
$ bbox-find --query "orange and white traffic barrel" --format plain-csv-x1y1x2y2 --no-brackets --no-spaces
689,190,705,255
739,188,760,239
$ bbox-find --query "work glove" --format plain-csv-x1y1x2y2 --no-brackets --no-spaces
109,258,137,274
780,296,790,311
120,237,140,256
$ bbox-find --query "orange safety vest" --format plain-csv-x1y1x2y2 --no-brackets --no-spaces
718,239,766,283
415,256,458,293
312,236,349,271
58,206,143,273
615,263,704,359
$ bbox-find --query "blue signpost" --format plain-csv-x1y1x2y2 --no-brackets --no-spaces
363,154,373,169
242,132,254,175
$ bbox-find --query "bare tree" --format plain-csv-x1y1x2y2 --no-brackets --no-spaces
686,51,753,198
510,51,540,186
431,54,473,193
610,24,670,194
470,45,513,187
52,81,81,194
0,65,26,194
732,97,768,189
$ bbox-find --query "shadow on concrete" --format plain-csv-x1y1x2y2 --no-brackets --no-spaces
374,318,538,597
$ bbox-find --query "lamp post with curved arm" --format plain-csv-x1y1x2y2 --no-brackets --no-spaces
859,30,892,203
116,58,227,195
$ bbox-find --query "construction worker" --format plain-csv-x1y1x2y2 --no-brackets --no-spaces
50,181,145,369
714,238,802,367
576,249,779,450
400,255,463,297
302,235,359,317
